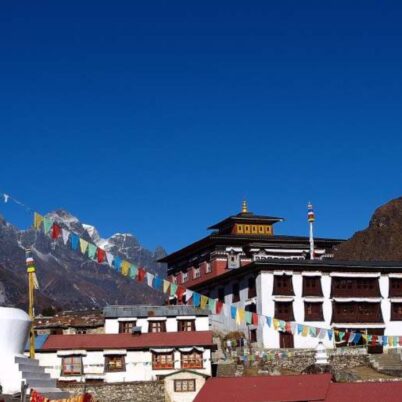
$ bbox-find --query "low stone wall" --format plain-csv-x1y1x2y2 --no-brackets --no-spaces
59,381,165,402
218,347,369,375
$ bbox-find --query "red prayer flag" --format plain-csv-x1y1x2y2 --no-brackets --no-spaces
137,267,146,282
371,335,377,346
252,313,259,326
216,301,224,315
97,248,105,263
176,286,185,303
51,223,61,239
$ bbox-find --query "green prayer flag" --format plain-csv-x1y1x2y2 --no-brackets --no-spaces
88,243,97,259
43,217,53,235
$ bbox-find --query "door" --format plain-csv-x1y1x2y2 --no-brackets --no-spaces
279,331,294,348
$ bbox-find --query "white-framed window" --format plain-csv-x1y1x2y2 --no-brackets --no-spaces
205,261,212,273
174,379,196,392
182,271,188,283
193,267,201,279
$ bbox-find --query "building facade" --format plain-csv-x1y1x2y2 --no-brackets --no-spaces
161,204,402,352
103,305,209,335
34,331,214,383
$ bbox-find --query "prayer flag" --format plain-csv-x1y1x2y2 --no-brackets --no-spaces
43,217,53,235
252,313,259,326
71,234,79,251
114,256,122,272
200,295,209,309
192,292,201,307
231,306,237,320
266,317,272,328
146,272,154,287
51,223,61,239
137,267,146,282
62,228,70,245
216,301,224,315
88,243,97,260
208,298,217,314
106,252,114,267
121,260,131,276
34,212,44,230
245,311,252,325
170,283,178,298
129,264,138,279
163,280,170,293
97,248,106,263
79,238,89,254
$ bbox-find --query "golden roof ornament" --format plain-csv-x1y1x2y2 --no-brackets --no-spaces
242,200,248,213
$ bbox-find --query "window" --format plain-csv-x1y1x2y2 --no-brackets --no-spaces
182,271,188,283
232,282,240,303
390,278,402,297
62,356,82,376
275,302,294,321
248,277,256,298
193,267,201,279
391,303,402,321
105,355,125,372
181,350,203,369
250,328,257,343
119,321,137,334
148,320,166,333
178,319,195,332
332,302,383,323
218,287,225,303
205,261,212,274
302,276,323,296
152,352,174,369
304,302,324,321
236,224,243,234
331,278,380,297
273,275,294,296
174,379,196,392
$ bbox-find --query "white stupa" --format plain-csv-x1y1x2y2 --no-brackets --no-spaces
0,307,31,394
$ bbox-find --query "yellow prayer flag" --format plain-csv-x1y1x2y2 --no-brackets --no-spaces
79,238,89,254
302,325,309,337
163,280,170,293
34,212,44,230
273,318,280,330
200,295,209,309
237,308,245,324
121,260,130,276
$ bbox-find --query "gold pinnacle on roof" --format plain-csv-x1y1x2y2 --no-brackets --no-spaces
242,200,248,213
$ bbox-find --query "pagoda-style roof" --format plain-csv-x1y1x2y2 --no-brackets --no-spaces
208,211,284,232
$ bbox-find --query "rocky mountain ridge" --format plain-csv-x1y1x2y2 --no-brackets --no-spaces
334,196,402,261
0,209,167,311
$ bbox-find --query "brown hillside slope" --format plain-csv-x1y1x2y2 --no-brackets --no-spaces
334,196,402,261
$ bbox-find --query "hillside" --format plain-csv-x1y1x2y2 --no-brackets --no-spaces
334,196,402,261
0,210,167,311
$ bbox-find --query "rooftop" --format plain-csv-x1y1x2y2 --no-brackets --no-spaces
38,331,215,351
194,374,402,402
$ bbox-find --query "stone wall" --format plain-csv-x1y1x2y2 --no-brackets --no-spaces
60,381,165,402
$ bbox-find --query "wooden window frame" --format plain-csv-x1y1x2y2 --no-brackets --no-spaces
61,356,82,376
304,302,324,321
331,278,380,298
274,301,294,321
148,320,167,333
181,351,203,369
104,355,126,372
391,303,402,321
152,352,174,370
302,276,323,297
332,302,383,323
178,319,195,332
389,278,402,297
119,321,137,334
273,275,294,296
193,267,201,279
232,282,240,303
248,277,257,299
174,379,196,392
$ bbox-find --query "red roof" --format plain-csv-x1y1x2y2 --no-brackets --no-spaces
193,374,332,402
40,331,214,351
326,382,402,402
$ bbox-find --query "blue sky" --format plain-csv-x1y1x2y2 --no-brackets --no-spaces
0,1,401,253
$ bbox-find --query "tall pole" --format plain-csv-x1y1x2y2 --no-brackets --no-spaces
307,202,315,260
26,252,36,359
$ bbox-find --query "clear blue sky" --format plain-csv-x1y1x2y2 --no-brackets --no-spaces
1,1,401,253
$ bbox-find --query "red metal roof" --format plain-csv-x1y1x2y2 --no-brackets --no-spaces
40,331,214,351
325,381,402,402
193,374,332,402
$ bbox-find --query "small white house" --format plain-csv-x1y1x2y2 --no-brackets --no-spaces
34,331,214,384
103,305,209,334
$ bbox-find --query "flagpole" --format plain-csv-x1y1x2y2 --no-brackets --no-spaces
26,251,36,359
307,202,315,260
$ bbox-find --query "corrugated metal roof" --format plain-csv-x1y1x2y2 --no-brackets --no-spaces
103,305,209,318
39,331,214,351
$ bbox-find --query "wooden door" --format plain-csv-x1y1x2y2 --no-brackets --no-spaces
279,331,294,348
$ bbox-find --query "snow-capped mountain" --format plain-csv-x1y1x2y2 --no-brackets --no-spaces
0,210,167,311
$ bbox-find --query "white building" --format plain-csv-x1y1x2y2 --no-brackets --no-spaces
34,330,214,383
193,259,402,353
103,305,209,334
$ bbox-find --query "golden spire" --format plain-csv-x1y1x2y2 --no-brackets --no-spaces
242,199,248,213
